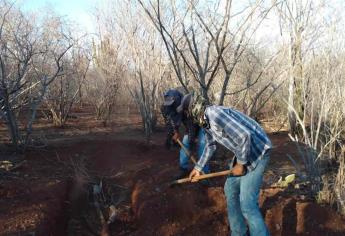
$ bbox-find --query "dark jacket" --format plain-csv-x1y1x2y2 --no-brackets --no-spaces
161,103,199,152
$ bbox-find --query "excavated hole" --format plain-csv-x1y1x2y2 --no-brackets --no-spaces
61,174,132,236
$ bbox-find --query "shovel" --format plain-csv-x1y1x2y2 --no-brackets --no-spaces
173,138,247,185
154,168,246,192
176,138,206,175
170,168,247,185
176,139,198,166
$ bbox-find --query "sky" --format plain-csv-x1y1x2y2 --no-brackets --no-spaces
17,0,345,46
19,0,97,33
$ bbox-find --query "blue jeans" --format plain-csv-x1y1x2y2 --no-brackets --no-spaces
179,129,210,173
224,153,270,236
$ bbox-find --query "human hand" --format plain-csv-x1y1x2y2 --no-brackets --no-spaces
231,163,245,176
172,131,180,142
189,169,201,182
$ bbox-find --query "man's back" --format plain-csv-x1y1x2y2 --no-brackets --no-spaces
204,105,272,170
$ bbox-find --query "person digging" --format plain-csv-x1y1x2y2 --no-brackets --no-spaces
161,89,209,179
181,93,272,236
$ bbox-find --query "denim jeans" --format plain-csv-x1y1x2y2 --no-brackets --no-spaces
224,153,270,236
179,129,210,173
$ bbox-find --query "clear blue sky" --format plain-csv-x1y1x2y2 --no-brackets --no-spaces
19,0,96,33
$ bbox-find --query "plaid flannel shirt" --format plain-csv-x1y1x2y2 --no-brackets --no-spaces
194,105,272,172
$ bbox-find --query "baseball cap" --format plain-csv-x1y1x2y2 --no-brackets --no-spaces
163,89,182,106
176,93,192,113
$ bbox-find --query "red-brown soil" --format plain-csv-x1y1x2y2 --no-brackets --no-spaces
1,111,345,235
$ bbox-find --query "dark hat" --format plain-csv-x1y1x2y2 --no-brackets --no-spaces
163,96,175,106
176,93,192,113
163,89,183,106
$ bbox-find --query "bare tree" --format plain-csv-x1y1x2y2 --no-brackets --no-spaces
137,0,274,105
88,36,123,126
287,62,345,193
230,49,285,120
0,2,73,150
284,25,345,195
137,0,224,100
45,44,91,127
276,0,325,135
113,1,168,140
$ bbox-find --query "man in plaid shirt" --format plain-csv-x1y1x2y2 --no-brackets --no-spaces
184,93,272,236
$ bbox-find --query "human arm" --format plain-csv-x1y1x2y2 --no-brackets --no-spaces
168,111,183,142
207,106,251,165
161,104,183,143
193,131,217,172
161,106,175,149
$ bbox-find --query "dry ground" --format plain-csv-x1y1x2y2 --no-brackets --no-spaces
0,107,345,236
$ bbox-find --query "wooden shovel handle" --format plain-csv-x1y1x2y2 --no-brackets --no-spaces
176,139,198,165
171,169,234,185
176,138,208,175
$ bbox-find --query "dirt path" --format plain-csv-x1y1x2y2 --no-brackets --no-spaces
1,130,345,235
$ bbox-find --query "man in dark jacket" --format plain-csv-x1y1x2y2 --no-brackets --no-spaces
161,89,209,178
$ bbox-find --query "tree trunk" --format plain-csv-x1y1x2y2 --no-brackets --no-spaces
288,73,297,135
288,29,304,136
7,111,20,148
218,72,230,105
3,91,20,148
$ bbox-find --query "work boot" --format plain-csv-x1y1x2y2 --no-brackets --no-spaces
174,167,190,180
